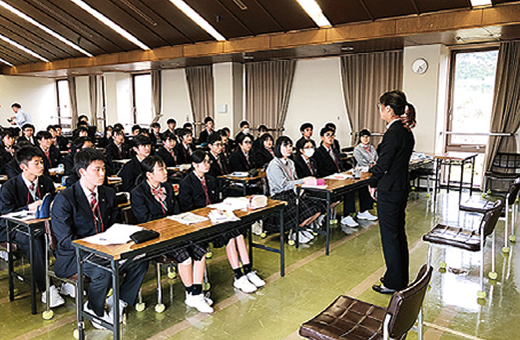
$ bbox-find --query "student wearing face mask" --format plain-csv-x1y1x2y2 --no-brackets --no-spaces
235,120,251,141
352,129,378,221
294,138,318,178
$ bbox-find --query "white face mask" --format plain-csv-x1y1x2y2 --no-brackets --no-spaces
303,148,315,158
243,128,250,135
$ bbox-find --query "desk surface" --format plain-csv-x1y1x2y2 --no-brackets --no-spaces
220,170,266,181
434,152,478,161
299,171,371,193
0,175,7,183
73,199,285,260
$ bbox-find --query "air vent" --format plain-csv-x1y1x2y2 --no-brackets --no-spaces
118,0,158,27
30,0,94,38
232,0,248,10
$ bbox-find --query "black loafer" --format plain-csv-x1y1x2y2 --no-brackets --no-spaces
372,284,397,295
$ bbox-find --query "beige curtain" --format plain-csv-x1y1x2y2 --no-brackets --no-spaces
151,70,162,123
245,60,296,139
483,41,520,179
68,76,78,129
341,51,403,145
185,66,215,136
89,75,98,130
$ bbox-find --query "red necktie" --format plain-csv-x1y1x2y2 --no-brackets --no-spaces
151,186,167,214
200,178,211,205
329,148,341,172
90,191,103,234
44,150,52,165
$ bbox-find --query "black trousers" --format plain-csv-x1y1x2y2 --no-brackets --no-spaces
13,231,47,292
84,259,149,317
358,187,374,212
377,190,409,290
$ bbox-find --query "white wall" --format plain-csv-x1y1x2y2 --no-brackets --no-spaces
213,62,243,135
161,69,191,129
284,57,351,146
0,75,56,131
75,76,90,119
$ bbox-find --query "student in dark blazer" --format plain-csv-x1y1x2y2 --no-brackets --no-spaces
0,146,65,307
96,125,113,148
369,91,416,295
118,135,151,192
234,120,250,141
0,129,15,175
63,137,94,187
296,122,314,148
207,134,229,177
228,133,255,172
156,131,178,167
251,124,268,151
130,157,213,313
198,117,215,145
51,148,148,328
174,128,195,165
105,128,128,174
36,131,62,171
294,138,318,178
178,150,265,294
220,128,235,159
17,124,36,146
252,133,275,169
54,125,69,151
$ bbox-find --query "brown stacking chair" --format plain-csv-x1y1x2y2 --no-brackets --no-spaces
299,264,432,340
423,199,503,299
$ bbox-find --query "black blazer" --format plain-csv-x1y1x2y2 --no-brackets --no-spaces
0,147,13,175
294,154,318,178
5,159,21,179
369,120,414,192
253,147,274,169
130,181,180,223
178,171,219,212
229,149,253,172
40,145,62,170
199,129,214,145
17,135,36,146
174,143,194,165
0,174,55,241
56,136,69,150
106,141,128,173
51,182,118,278
208,152,229,177
118,157,143,192
156,146,177,167
223,139,235,159
313,145,345,178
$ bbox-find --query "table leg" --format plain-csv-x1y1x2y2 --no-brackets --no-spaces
447,161,451,193
295,189,300,248
76,248,85,340
470,157,475,197
459,160,464,205
280,209,285,277
7,221,14,302
112,260,120,340
29,226,37,315
434,159,440,205
248,226,253,266
326,191,331,256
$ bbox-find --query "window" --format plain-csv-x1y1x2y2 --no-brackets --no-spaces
132,73,152,125
56,79,72,131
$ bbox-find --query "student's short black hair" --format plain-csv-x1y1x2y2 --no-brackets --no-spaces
54,124,62,130
218,129,229,138
46,125,56,132
22,124,35,131
161,130,176,142
1,129,16,139
320,126,335,137
131,135,151,148
74,148,106,176
11,103,21,109
151,122,161,129
78,115,88,122
236,132,253,145
139,128,149,136
274,136,293,158
221,127,231,135
113,123,124,130
71,137,93,154
15,146,44,166
204,117,214,124
258,125,268,133
300,122,313,132
324,122,336,131
239,120,249,128
104,125,113,135
132,124,141,133
191,149,208,164
35,131,52,141
141,156,165,174
77,126,89,134
207,133,222,145
295,137,316,154
259,133,274,147
77,121,88,128
167,118,176,125
178,128,192,139
113,128,125,137
183,122,193,129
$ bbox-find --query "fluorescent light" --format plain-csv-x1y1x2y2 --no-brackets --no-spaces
470,0,492,7
0,1,93,57
169,0,226,41
69,0,150,50
296,0,331,28
0,33,49,62
0,57,13,67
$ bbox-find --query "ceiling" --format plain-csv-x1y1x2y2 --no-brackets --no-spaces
0,0,519,76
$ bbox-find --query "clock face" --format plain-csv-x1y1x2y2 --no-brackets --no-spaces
412,58,428,75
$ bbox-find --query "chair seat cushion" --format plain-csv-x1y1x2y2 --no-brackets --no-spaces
299,295,387,340
423,224,482,251
459,200,498,214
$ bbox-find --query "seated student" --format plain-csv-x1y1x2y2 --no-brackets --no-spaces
156,131,178,167
229,133,255,172
0,146,65,307
105,128,128,174
150,122,162,145
35,131,62,172
5,141,32,179
296,122,314,147
72,121,90,140
179,150,265,293
63,137,94,187
199,117,215,145
252,124,268,151
352,129,378,221
235,120,250,141
130,157,213,313
131,124,141,136
55,125,69,151
119,135,151,192
323,122,341,151
220,128,235,159
0,129,15,175
174,128,195,165
139,129,155,155
46,125,59,150
266,136,323,243
52,148,148,328
314,126,358,228
252,133,275,169
97,125,113,148
18,123,36,146
294,138,318,178
207,134,229,177
163,118,177,139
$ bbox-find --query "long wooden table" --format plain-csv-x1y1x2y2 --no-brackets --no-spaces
72,199,285,340
219,170,267,196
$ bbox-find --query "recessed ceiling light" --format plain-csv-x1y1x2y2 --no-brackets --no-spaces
0,57,13,66
0,33,49,62
69,0,151,50
470,0,492,7
0,1,93,57
169,0,226,41
295,0,332,28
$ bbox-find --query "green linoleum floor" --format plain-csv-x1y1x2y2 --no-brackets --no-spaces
1,190,519,339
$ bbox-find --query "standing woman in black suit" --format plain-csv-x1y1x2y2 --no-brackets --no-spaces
369,90,416,294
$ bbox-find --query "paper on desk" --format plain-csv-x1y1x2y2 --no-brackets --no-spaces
49,167,64,174
229,172,249,177
301,184,328,189
81,224,144,245
325,173,353,180
208,210,240,224
1,210,36,221
107,176,122,181
168,212,209,225
208,197,249,211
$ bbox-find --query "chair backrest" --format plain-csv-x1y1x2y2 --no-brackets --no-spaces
385,264,433,339
121,205,138,225
44,220,58,251
506,178,520,206
481,199,504,238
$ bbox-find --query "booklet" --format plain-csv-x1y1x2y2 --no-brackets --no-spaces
82,224,145,245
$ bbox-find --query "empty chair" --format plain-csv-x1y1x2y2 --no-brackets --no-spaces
299,264,432,340
423,199,503,299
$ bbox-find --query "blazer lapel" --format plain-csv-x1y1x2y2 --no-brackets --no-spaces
73,182,95,225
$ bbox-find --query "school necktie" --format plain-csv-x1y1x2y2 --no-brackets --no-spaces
151,186,167,214
306,159,314,175
200,178,211,205
329,148,341,172
44,149,52,166
90,191,103,234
